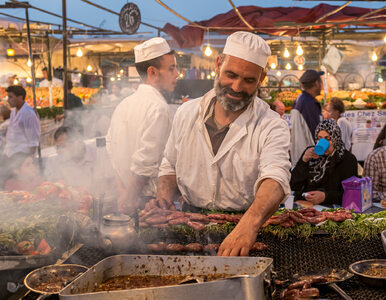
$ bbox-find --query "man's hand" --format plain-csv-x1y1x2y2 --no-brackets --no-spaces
218,179,284,257
305,191,325,204
302,147,319,163
217,216,258,256
156,175,178,210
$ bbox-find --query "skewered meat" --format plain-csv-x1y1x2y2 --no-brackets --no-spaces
250,242,268,251
185,243,204,252
188,213,210,223
168,217,190,225
187,221,206,231
166,211,186,221
166,244,185,252
145,215,168,225
203,244,220,253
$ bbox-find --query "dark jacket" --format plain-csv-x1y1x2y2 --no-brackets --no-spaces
290,147,358,205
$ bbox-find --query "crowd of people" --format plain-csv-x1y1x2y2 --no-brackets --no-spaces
0,31,384,256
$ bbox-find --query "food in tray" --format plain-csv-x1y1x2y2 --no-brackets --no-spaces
362,265,386,278
352,98,367,109
94,273,238,292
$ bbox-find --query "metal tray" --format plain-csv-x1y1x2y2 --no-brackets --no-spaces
60,254,274,300
0,253,56,271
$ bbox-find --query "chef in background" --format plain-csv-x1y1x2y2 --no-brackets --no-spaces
156,32,291,256
106,37,178,214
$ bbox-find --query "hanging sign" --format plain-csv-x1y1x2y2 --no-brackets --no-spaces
294,55,305,66
119,3,141,34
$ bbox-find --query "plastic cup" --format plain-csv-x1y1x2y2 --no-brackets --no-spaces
314,138,330,155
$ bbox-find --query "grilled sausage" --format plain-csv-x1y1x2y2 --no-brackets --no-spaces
289,211,307,224
166,211,186,221
187,221,206,231
166,244,185,252
209,219,228,224
168,217,189,225
147,243,166,252
281,288,300,299
152,223,169,228
203,244,220,253
139,222,149,227
280,219,295,228
188,213,210,223
300,287,320,297
145,215,168,225
287,280,308,290
250,242,268,251
303,215,326,224
185,243,204,252
207,214,228,220
309,276,327,284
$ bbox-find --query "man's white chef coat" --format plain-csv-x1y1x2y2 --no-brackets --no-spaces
4,103,41,157
159,89,291,211
106,84,172,197
39,77,63,87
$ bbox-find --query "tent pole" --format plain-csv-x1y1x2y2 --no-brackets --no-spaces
62,0,68,110
25,6,41,160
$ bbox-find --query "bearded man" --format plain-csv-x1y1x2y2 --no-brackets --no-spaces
155,32,291,256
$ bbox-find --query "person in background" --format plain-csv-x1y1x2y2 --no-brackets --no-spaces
156,32,291,256
106,37,177,215
290,70,324,166
39,67,63,87
44,126,96,190
57,81,84,135
272,99,285,118
4,85,40,157
363,124,386,202
0,103,11,150
290,119,357,206
4,152,43,192
325,97,352,151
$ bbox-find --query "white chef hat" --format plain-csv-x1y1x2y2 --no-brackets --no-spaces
223,31,271,68
134,37,171,63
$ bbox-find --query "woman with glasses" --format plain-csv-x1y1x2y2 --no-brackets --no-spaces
290,119,358,206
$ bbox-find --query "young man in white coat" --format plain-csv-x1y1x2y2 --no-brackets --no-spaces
106,37,178,214
156,32,291,256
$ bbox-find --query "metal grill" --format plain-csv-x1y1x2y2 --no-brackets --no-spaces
62,233,386,300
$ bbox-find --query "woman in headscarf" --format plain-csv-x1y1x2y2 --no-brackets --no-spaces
290,119,358,206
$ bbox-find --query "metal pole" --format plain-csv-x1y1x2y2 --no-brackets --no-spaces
25,7,41,160
45,31,52,81
62,0,68,110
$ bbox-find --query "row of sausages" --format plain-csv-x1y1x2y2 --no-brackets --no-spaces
139,207,243,231
280,275,327,299
262,208,353,228
147,242,268,254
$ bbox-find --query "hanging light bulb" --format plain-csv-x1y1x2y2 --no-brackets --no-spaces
270,62,277,69
204,44,212,57
296,45,304,56
276,71,281,77
86,65,92,72
210,71,215,77
206,74,211,79
178,73,184,79
110,77,115,81
26,77,32,83
384,35,386,43
283,48,290,58
117,74,121,78
6,48,15,56
76,48,83,57
298,64,304,71
13,78,19,85
371,52,378,62
285,63,292,70
78,73,82,77
27,58,32,67
378,77,383,83
120,69,124,74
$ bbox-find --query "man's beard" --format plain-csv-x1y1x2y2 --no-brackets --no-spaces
214,76,257,112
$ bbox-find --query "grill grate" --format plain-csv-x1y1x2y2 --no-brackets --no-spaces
63,233,386,300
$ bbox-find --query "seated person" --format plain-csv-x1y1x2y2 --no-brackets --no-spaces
363,124,386,202
290,119,358,206
4,152,43,192
44,126,95,190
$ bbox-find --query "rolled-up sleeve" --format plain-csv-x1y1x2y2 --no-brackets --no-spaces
254,117,291,200
24,111,41,147
130,105,172,177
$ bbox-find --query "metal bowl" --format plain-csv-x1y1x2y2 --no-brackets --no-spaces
24,264,88,295
382,230,386,255
349,259,386,288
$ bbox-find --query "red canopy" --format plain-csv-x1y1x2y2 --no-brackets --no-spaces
163,4,386,48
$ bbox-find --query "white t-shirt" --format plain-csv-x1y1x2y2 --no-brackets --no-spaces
338,117,352,151
4,103,41,157
39,77,63,87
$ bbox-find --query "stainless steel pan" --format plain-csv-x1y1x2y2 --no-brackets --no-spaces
349,259,386,288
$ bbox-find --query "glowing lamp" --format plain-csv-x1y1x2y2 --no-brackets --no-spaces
7,48,15,56
204,44,212,57
283,48,290,58
76,48,83,57
285,63,292,70
86,65,92,72
296,45,304,56
27,58,32,67
371,52,378,62
270,62,277,69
